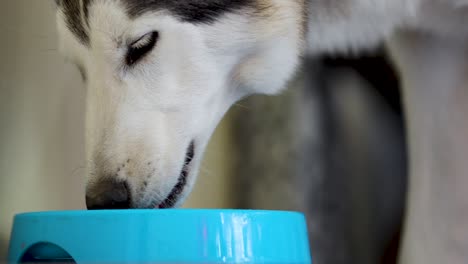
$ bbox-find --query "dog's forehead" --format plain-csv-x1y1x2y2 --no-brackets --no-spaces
56,0,255,46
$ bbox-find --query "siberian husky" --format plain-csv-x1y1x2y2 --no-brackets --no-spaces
54,0,468,263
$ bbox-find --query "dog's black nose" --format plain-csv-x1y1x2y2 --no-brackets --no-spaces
86,179,130,210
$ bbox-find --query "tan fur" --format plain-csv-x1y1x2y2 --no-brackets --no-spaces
254,0,307,51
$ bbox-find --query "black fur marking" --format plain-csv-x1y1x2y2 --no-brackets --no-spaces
185,141,195,166
83,0,94,26
60,0,90,45
123,0,255,24
58,0,255,46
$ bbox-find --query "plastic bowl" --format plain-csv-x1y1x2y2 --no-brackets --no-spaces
8,209,312,263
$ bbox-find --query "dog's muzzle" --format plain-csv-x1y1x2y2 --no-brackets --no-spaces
85,141,195,210
86,179,130,210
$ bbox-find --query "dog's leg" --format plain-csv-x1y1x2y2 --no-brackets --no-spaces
387,31,468,264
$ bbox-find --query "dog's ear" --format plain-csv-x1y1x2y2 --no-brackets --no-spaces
230,4,305,96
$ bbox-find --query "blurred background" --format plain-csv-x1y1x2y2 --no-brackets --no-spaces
1,1,407,264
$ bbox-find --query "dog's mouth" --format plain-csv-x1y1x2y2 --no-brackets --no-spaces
157,141,195,209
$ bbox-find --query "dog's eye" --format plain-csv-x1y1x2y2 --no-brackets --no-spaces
126,31,159,66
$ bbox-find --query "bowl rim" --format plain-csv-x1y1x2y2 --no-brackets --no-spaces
14,208,305,218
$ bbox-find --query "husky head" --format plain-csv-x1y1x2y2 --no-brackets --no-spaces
55,0,304,209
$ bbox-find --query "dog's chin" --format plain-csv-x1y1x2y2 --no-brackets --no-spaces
156,166,190,209
150,141,195,209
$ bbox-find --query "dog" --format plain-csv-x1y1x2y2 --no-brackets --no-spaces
54,0,468,263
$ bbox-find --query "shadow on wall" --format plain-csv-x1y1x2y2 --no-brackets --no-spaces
0,239,7,262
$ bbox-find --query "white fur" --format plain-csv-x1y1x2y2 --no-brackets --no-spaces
56,0,304,208
58,2,227,207
57,6,468,263
306,0,419,53
57,0,468,262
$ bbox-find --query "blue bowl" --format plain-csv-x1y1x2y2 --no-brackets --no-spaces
8,209,312,263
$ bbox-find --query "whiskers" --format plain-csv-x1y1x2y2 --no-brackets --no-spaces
198,162,216,178
234,103,251,110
